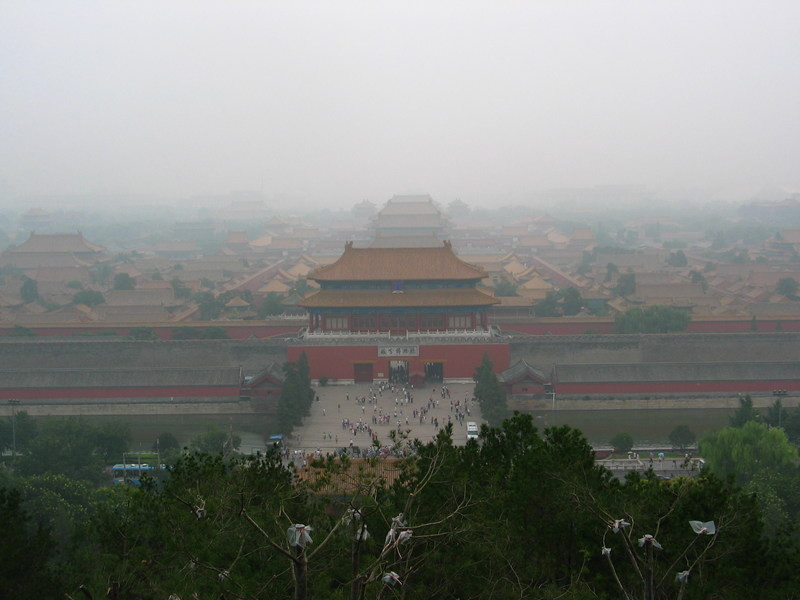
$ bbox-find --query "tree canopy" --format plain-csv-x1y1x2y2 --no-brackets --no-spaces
700,421,797,485
112,272,136,290
472,354,508,426
610,431,634,453
669,424,696,450
0,411,796,599
613,305,691,333
776,277,799,297
613,272,636,296
534,287,584,317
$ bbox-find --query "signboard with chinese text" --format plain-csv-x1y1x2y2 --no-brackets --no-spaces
378,346,419,357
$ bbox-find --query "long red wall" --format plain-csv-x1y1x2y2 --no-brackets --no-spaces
0,385,241,400
288,343,510,380
497,318,800,336
0,323,300,340
556,380,800,395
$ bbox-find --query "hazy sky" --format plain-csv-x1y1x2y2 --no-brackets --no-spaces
1,1,798,209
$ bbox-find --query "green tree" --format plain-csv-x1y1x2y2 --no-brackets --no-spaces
93,421,132,463
472,354,507,426
201,326,229,339
560,286,583,315
533,290,560,316
533,287,584,317
776,277,799,297
6,472,95,558
72,289,105,306
613,271,636,296
258,292,285,317
765,398,789,428
700,421,797,485
5,324,35,337
730,394,761,427
153,432,180,453
493,280,518,297
128,327,156,340
290,277,311,298
0,487,59,597
189,427,241,454
613,305,690,333
0,410,38,452
194,291,223,320
277,354,315,434
690,269,708,292
20,277,39,303
667,249,688,267
610,431,634,453
604,261,619,282
171,277,190,299
92,263,112,285
112,272,135,290
668,424,696,450
16,418,107,484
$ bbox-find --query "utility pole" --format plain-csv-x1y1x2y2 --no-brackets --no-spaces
9,399,20,460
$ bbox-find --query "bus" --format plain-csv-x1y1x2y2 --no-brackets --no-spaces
111,463,164,486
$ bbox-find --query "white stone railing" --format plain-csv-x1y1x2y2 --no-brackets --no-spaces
302,328,495,340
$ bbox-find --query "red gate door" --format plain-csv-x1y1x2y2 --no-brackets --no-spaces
353,363,374,383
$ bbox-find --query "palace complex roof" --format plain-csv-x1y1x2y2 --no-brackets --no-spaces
7,232,106,254
307,241,486,282
297,287,498,309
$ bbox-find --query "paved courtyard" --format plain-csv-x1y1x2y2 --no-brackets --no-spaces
287,381,483,456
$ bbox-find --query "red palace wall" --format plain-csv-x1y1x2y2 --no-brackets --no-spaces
510,382,546,395
288,343,510,381
555,380,800,395
0,385,241,401
499,318,800,336
0,323,300,340
501,322,615,335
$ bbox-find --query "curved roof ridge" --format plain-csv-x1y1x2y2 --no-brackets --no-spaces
308,241,485,282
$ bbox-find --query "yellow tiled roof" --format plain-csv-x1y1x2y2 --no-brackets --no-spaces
308,242,485,282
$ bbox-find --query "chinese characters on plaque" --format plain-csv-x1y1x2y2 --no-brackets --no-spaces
378,346,420,357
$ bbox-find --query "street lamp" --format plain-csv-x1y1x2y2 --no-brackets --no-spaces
8,399,20,459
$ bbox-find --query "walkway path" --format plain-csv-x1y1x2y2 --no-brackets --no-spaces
288,382,483,456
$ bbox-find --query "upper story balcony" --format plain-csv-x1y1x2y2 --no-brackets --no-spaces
295,326,502,344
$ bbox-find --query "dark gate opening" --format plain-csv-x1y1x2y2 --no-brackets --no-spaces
424,362,444,383
388,360,409,384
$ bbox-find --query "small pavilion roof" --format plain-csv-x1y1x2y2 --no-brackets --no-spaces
308,241,485,282
499,360,549,385
225,296,250,308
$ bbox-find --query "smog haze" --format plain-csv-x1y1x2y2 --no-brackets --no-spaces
1,1,799,210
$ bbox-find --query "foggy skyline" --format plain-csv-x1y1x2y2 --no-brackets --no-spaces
1,1,799,210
